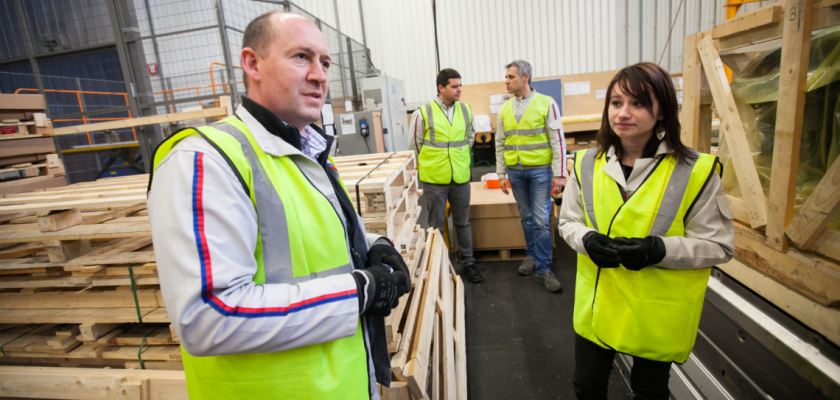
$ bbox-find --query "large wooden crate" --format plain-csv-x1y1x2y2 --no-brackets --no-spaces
681,0,840,345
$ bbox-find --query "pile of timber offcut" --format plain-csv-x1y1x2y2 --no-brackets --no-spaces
0,94,65,195
380,228,468,400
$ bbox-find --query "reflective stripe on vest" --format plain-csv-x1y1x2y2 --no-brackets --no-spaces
499,93,553,166
150,118,370,400
572,147,719,363
417,101,472,184
208,122,353,283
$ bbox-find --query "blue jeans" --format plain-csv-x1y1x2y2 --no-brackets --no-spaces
507,167,553,274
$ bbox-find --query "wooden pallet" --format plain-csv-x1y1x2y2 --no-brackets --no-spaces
385,229,467,400
472,248,528,262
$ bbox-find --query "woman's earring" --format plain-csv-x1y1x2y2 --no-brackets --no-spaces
655,124,666,140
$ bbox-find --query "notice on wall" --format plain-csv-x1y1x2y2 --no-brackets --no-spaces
595,89,607,100
564,81,591,96
321,104,334,125
473,114,492,132
325,125,335,136
344,100,353,112
490,94,503,105
490,104,502,114
340,114,356,135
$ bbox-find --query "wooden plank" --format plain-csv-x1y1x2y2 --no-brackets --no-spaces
380,381,412,400
681,33,704,151
0,176,66,196
0,287,163,310
0,308,161,324
393,231,434,380
734,223,840,306
713,5,781,38
809,228,840,263
715,2,839,51
80,322,123,341
0,194,146,215
785,155,840,249
0,189,146,206
697,35,768,229
82,203,147,225
718,258,840,346
454,275,467,400
0,222,150,243
765,0,815,251
440,251,456,400
45,239,91,263
432,312,441,400
0,366,188,400
37,208,83,232
698,106,713,154
407,231,444,399
53,105,230,136
0,211,34,224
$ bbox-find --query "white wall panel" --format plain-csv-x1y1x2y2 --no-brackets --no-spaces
353,0,783,108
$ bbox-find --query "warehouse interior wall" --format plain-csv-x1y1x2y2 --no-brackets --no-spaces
341,0,782,109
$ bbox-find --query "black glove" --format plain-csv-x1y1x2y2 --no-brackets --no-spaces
350,244,411,316
583,231,622,269
612,236,666,271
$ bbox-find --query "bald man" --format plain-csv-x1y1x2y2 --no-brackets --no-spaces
148,12,408,400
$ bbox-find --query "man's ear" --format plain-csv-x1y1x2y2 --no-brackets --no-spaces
241,48,260,86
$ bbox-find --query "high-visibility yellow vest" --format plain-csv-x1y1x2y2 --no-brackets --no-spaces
499,93,553,166
151,117,369,400
572,148,720,363
417,101,473,184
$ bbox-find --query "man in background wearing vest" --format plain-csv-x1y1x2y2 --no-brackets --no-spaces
495,60,567,292
409,68,480,283
148,12,410,400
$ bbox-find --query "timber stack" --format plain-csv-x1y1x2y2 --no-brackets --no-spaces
681,1,840,348
0,93,65,195
0,151,462,400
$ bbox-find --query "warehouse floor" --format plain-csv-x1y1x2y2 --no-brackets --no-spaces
416,188,632,399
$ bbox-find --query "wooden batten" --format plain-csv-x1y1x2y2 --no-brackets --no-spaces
683,2,840,330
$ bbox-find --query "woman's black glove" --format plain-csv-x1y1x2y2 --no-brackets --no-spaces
582,231,622,269
612,236,666,271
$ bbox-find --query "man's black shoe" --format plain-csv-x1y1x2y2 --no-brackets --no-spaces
463,264,483,283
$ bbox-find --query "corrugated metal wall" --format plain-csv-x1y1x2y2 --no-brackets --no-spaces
357,0,780,108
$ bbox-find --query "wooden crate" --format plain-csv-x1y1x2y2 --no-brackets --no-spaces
681,1,840,344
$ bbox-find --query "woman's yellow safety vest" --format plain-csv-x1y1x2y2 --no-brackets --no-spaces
573,148,720,363
151,117,371,400
499,93,553,166
418,101,473,184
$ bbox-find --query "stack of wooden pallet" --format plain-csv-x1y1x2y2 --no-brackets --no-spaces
0,154,456,398
0,94,65,195
0,174,176,369
336,151,422,243
380,228,468,400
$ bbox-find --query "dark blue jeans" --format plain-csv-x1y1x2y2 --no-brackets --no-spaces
507,167,553,274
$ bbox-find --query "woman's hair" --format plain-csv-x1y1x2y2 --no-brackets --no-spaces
595,62,696,164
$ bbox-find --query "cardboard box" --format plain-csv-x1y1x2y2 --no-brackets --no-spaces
462,182,556,250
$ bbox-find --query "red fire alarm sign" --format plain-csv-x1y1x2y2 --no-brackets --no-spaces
147,63,158,75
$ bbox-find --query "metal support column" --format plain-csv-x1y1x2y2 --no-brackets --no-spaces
106,0,152,172
332,0,349,107
346,37,360,111
215,0,239,105
12,0,48,117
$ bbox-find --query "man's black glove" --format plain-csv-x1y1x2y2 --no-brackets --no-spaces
583,231,622,269
612,236,666,271
351,244,411,316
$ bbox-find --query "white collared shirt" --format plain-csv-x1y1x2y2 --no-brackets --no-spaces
557,143,735,270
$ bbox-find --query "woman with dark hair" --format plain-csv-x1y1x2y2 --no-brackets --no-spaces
557,62,735,400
